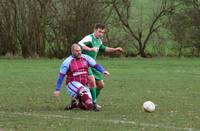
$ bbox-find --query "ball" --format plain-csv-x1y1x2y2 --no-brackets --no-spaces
143,101,156,112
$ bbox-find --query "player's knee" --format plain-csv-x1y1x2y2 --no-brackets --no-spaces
101,82,105,88
97,81,104,89
80,93,94,110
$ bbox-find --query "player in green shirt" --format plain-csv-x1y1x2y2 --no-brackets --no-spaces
78,23,123,110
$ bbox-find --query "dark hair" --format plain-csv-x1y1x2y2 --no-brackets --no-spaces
94,23,106,30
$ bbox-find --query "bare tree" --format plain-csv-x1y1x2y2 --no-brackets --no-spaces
0,0,107,58
0,0,50,57
44,0,107,58
109,0,174,57
0,0,18,55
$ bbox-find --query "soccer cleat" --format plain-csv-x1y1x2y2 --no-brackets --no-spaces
92,103,100,112
96,104,102,109
64,99,78,110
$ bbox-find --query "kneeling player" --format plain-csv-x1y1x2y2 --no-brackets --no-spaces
53,44,109,111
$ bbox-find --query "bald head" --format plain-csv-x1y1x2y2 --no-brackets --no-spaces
71,44,81,59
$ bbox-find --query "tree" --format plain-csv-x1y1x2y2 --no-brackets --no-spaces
0,0,18,55
108,0,175,57
168,0,200,56
0,0,108,58
46,0,107,57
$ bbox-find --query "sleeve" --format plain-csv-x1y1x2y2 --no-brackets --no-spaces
55,57,72,91
82,54,96,67
93,64,105,73
59,57,72,74
78,35,92,47
99,44,107,52
60,63,68,74
55,73,65,91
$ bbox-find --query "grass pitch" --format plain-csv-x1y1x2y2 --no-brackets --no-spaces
0,58,200,131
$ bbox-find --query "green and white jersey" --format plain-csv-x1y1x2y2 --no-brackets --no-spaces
78,33,107,60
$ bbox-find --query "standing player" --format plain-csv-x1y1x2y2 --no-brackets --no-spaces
53,44,109,110
78,23,123,108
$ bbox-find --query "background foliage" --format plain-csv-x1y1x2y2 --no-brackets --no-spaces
0,0,199,58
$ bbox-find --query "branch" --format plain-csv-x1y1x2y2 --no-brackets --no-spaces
143,0,174,47
112,0,139,42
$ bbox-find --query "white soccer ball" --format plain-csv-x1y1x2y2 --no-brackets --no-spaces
143,101,156,112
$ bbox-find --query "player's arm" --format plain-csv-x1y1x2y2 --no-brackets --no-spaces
94,64,110,76
53,60,70,97
78,36,97,52
99,44,123,53
105,47,123,53
54,73,65,97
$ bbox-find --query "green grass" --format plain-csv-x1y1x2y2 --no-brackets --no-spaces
0,58,200,131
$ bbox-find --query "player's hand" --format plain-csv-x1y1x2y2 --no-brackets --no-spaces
53,91,60,97
115,47,123,53
90,47,98,52
103,71,110,76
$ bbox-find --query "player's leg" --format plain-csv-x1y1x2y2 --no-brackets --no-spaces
65,81,94,110
96,80,104,98
88,67,97,104
79,87,93,110
64,81,81,110
88,75,100,111
92,68,104,98
91,68,104,109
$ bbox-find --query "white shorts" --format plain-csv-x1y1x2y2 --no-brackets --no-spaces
65,81,92,99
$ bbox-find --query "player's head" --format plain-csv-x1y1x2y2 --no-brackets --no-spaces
94,23,106,38
71,44,81,59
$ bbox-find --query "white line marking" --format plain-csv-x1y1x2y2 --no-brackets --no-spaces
0,111,196,131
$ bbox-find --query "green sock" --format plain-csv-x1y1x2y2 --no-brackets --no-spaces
96,88,101,98
90,88,96,103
